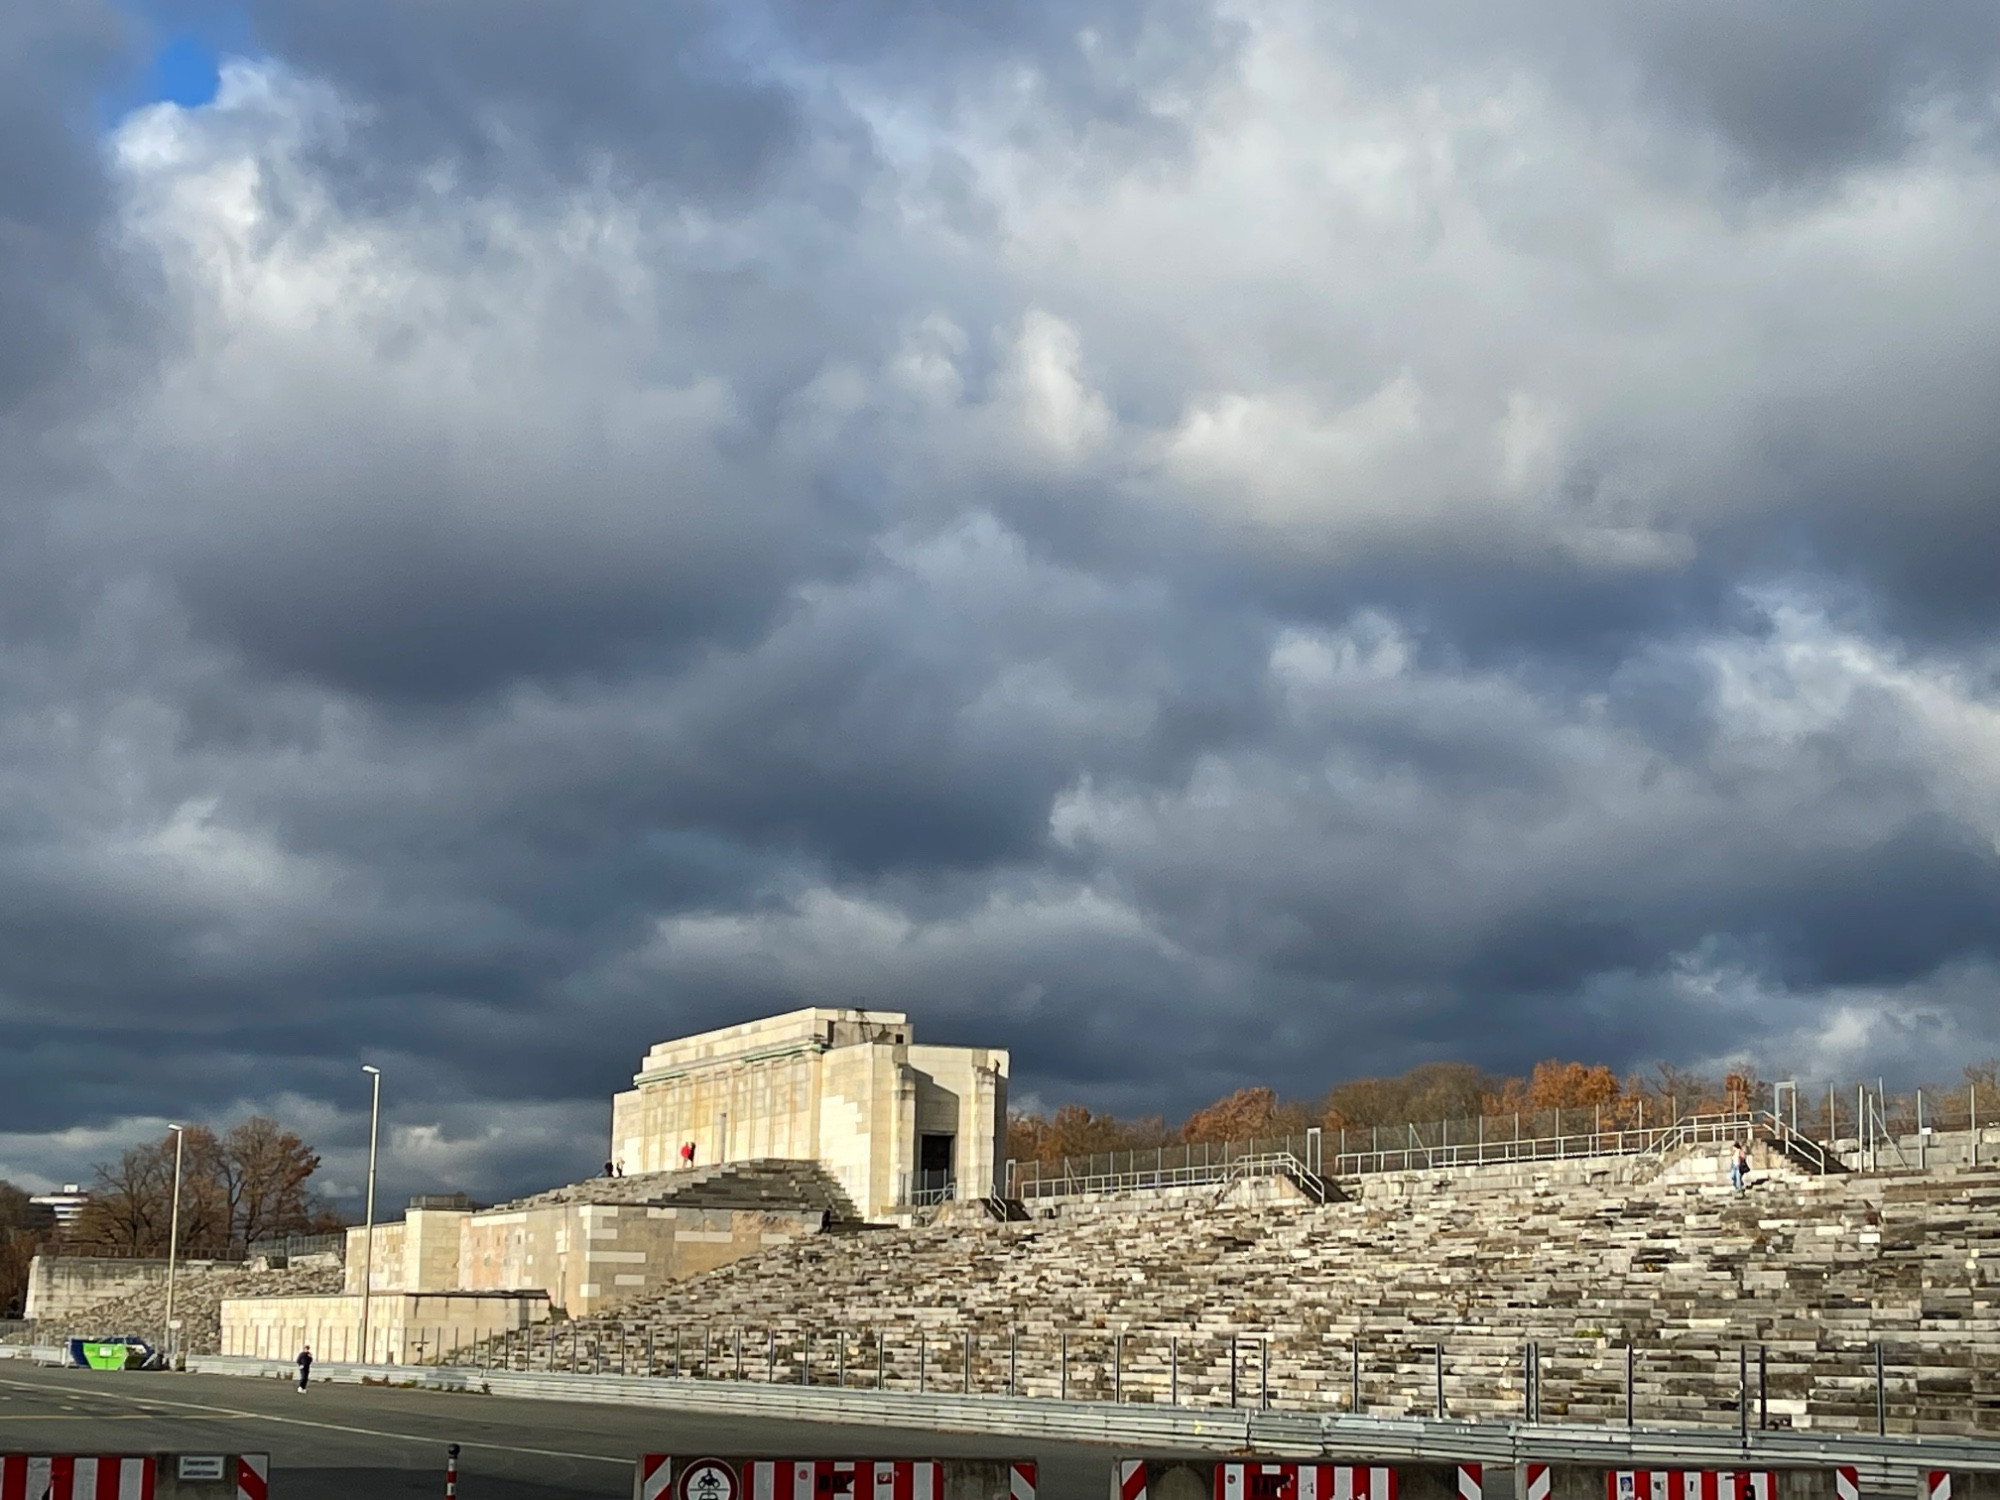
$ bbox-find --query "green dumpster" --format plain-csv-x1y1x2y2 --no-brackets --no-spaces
80,1341,145,1370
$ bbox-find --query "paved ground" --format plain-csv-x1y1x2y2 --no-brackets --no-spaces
0,1364,1119,1499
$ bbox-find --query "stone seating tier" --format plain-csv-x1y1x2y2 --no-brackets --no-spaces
449,1152,2000,1437
496,1158,863,1221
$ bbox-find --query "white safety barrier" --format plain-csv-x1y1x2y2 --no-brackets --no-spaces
1922,1474,2000,1500
634,1455,1033,1500
0,1453,267,1500
1118,1458,1479,1500
1,1455,153,1500
1610,1473,1775,1500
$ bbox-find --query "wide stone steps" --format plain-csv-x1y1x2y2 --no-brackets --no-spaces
442,1163,2000,1434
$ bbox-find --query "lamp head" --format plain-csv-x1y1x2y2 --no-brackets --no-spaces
361,1065,380,1076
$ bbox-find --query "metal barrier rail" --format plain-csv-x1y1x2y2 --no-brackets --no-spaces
1016,1112,1855,1200
183,1354,2000,1490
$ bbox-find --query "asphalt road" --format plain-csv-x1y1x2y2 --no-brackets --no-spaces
0,1364,1119,1499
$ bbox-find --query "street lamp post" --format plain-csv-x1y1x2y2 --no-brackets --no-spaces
360,1065,382,1366
163,1125,186,1367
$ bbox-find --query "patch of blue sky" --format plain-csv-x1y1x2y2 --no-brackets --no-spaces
101,4,259,124
146,34,222,108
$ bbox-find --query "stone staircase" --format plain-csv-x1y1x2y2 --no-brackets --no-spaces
499,1159,863,1222
447,1154,2000,1436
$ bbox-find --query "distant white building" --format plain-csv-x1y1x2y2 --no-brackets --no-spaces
28,1184,89,1229
610,1007,1009,1219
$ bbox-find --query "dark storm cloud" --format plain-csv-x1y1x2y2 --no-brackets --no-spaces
161,0,805,203
1339,0,2000,185
0,5,131,417
3,0,2000,1203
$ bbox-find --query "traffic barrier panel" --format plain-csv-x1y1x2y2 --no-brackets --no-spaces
633,1456,1035,1500
1111,1459,1481,1500
1528,1465,1861,1500
0,1453,270,1500
1921,1474,2000,1500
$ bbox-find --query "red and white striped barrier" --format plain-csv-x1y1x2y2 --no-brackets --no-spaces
1120,1459,1478,1500
1608,1474,1774,1500
1215,1465,1470,1500
1527,1466,1552,1500
1928,1476,1952,1500
1835,1468,1860,1500
0,1453,270,1500
0,1456,154,1500
635,1457,1035,1500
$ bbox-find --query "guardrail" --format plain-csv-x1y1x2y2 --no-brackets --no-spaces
1015,1112,1857,1202
1212,1152,1329,1204
184,1354,2000,1489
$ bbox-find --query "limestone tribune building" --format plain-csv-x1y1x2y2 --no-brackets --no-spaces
611,1007,1009,1218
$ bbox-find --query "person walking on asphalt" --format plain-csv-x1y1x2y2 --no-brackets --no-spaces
296,1344,313,1393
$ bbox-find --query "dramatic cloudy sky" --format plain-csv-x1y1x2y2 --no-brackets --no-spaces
3,0,1998,1206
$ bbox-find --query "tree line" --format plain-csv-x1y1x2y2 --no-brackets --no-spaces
0,1116,343,1317
1006,1057,2000,1167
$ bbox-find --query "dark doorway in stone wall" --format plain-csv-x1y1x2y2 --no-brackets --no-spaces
919,1133,956,1199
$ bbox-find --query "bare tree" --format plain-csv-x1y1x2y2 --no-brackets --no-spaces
220,1117,321,1253
71,1118,328,1258
74,1138,178,1255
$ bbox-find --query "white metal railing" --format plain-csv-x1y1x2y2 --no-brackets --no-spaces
1209,1151,1330,1205
187,1344,2000,1463
1013,1109,1861,1202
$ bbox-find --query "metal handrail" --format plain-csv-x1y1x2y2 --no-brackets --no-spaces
1015,1109,1874,1203
1209,1152,1329,1206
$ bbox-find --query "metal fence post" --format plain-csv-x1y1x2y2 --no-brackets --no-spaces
1758,1344,1768,1430
1171,1335,1179,1406
734,1327,743,1380
878,1333,885,1390
839,1330,847,1388
1114,1330,1122,1403
1626,1343,1634,1428
1352,1338,1361,1414
802,1328,811,1386
1060,1331,1068,1400
919,1334,926,1394
964,1330,972,1394
1261,1337,1269,1410
767,1329,775,1384
1876,1342,1886,1434
1229,1334,1237,1407
1738,1345,1748,1444
1434,1342,1443,1418
1008,1325,1017,1396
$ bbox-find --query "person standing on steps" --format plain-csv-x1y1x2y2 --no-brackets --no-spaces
1730,1142,1749,1194
295,1344,313,1393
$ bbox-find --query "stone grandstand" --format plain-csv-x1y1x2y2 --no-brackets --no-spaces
445,1140,2000,1436
24,1263,343,1357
